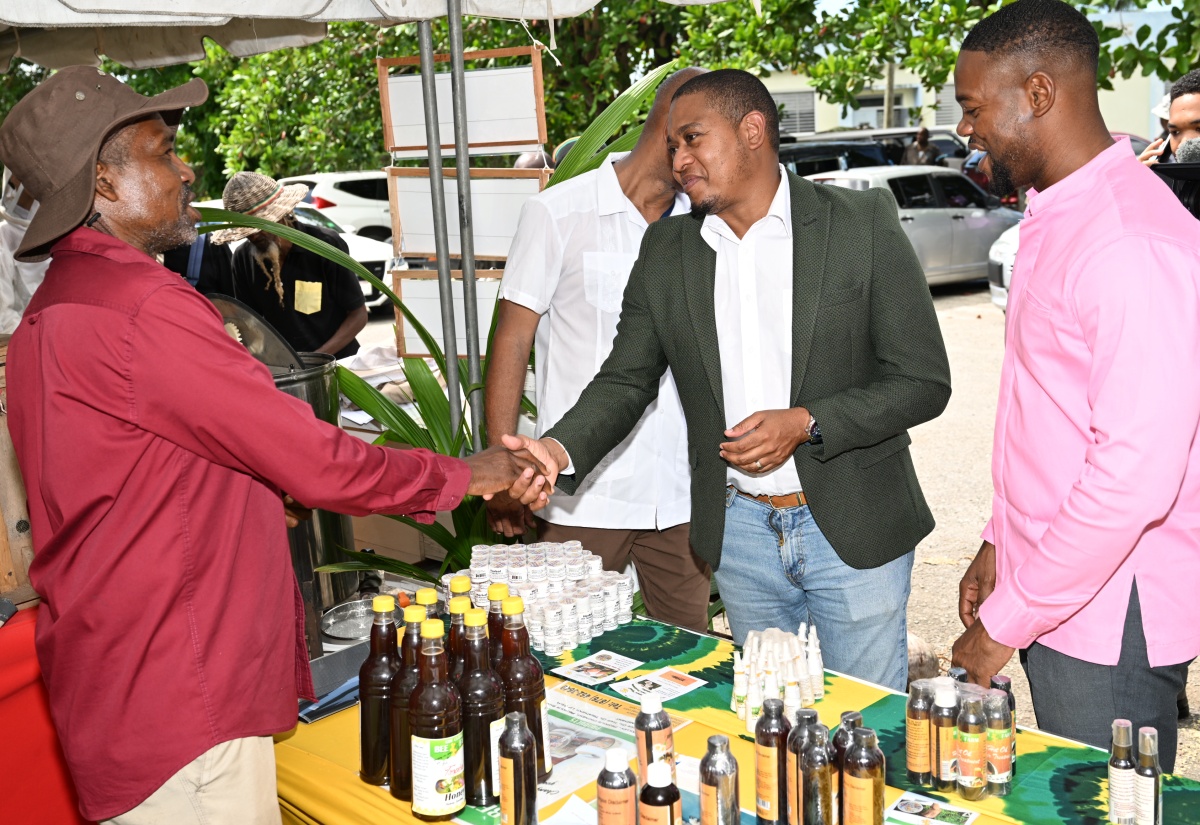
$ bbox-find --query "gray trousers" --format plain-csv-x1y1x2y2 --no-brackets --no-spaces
1020,582,1191,773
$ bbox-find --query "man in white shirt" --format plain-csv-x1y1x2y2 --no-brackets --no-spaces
486,68,712,632
529,70,950,690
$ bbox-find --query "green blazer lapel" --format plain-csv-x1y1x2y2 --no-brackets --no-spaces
681,219,724,410
789,173,831,406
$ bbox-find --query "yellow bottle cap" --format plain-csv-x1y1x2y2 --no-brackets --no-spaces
450,575,472,594
501,596,525,616
488,583,510,601
449,596,471,615
464,608,488,628
416,588,437,606
403,605,428,625
372,595,396,613
421,619,445,639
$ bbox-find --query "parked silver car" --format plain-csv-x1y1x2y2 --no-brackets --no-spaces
806,167,1022,285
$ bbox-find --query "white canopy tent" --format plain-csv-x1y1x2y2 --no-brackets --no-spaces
1,0,757,447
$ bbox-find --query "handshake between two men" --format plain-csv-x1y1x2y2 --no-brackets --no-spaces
462,433,565,512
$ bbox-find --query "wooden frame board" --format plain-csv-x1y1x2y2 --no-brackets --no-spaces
390,270,505,358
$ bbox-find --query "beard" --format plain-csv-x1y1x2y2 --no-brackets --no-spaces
144,183,198,256
984,116,1038,196
251,237,286,307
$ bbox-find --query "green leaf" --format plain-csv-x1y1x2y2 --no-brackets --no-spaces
403,356,455,454
389,513,459,555
316,550,439,584
336,366,435,451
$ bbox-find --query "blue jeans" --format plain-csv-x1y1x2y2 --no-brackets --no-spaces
715,487,914,692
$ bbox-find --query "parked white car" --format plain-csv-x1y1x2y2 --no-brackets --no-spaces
806,167,1023,285
987,224,1020,311
278,171,392,243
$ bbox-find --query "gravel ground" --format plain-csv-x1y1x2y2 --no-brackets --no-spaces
913,282,1200,780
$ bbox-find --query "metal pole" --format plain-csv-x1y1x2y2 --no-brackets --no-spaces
883,62,896,129
447,0,484,452
418,20,463,447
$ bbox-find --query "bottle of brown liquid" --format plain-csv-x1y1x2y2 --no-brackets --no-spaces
409,620,465,821
699,734,739,825
833,710,862,823
360,595,401,785
906,680,933,786
786,709,818,825
488,583,510,670
447,596,472,683
956,694,987,801
984,689,1013,797
755,698,790,825
640,761,682,825
389,605,429,800
636,695,675,786
990,674,1017,779
498,596,552,781
598,746,638,825
456,608,505,807
416,587,439,620
843,727,884,825
931,685,959,793
801,724,834,825
499,711,539,825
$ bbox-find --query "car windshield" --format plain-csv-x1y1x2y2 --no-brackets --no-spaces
294,204,344,233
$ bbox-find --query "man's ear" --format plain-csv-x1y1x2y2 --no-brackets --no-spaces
741,110,770,152
95,162,120,203
1026,70,1056,119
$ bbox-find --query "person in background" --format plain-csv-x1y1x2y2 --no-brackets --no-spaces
950,0,1200,772
553,136,580,167
902,127,942,165
162,232,234,296
1139,69,1200,166
215,171,367,359
486,68,713,632
0,169,49,333
513,150,554,170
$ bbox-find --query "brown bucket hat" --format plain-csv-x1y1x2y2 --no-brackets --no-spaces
0,66,207,262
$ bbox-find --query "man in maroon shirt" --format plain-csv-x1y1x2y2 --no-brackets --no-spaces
0,68,552,824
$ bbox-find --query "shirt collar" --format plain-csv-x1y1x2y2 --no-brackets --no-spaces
596,152,690,221
52,226,166,267
1025,136,1131,217
701,165,792,247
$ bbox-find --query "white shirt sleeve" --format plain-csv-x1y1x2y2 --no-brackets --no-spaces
498,197,564,314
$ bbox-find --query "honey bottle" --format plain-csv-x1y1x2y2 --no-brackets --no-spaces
498,596,552,780
488,583,510,669
786,709,818,825
409,620,465,821
833,710,862,821
905,680,933,786
456,608,505,807
801,724,834,825
416,587,438,620
842,728,884,825
447,595,472,682
389,605,428,800
499,711,539,825
755,698,790,825
360,595,401,786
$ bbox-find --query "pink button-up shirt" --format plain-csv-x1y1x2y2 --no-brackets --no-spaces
979,139,1200,668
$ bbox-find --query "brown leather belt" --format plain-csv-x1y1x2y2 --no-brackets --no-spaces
735,488,807,509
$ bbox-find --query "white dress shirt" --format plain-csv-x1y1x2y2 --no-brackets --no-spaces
702,167,803,495
499,154,691,529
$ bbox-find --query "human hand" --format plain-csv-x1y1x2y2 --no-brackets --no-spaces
951,618,1015,686
958,540,997,629
463,446,549,508
283,494,312,529
1139,137,1167,166
486,492,536,538
500,433,562,491
719,408,810,474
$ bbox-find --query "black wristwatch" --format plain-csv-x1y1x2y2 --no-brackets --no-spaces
806,414,823,446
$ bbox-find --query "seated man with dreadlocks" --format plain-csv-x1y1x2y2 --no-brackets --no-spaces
214,171,368,360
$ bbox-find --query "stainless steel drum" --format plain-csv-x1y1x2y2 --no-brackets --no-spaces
274,352,359,659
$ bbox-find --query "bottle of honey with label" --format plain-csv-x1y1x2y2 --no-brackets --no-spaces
636,695,676,787
786,709,818,825
699,735,739,825
956,694,987,801
906,680,933,786
755,698,790,825
409,620,465,821
447,596,472,683
842,728,884,825
499,596,552,781
639,761,682,825
360,595,400,786
390,605,429,800
499,711,538,825
456,608,505,807
598,746,638,825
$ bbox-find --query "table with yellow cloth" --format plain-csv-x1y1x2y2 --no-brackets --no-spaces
275,618,1200,824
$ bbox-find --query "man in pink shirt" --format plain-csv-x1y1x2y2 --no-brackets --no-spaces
950,0,1200,771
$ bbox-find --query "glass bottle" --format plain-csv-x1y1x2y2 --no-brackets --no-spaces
956,694,987,801
786,709,818,825
359,595,400,785
948,667,968,683
416,587,438,620
990,674,1017,778
389,604,429,800
498,596,552,781
984,689,1013,797
499,711,539,825
598,746,638,825
833,710,862,822
488,583,510,669
1109,719,1135,825
755,698,790,825
447,595,472,682
639,760,682,825
842,727,884,825
636,694,676,786
456,608,505,807
699,734,739,825
409,620,465,821
801,724,835,825
905,679,933,786
931,685,959,793
1134,727,1162,825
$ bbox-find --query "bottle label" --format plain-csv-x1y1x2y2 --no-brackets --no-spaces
639,798,681,825
500,756,515,825
831,767,840,825
599,784,637,825
843,773,876,825
906,716,930,774
490,716,506,792
701,783,718,825
1134,772,1161,825
936,725,958,781
411,732,466,816
755,744,779,820
985,726,1013,783
956,730,985,788
638,726,676,783
787,749,801,825
1109,765,1135,824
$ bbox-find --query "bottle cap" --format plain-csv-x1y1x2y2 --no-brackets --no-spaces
416,588,437,606
852,727,876,747
403,605,428,625
605,746,630,773
762,697,784,717
948,666,968,683
421,619,444,639
1112,719,1133,747
501,596,525,615
841,710,862,728
640,695,663,715
707,734,730,752
1138,727,1159,755
646,760,673,788
990,674,1012,691
488,583,510,601
448,596,471,615
934,686,958,708
464,608,488,627
372,595,396,613
450,575,472,594
795,708,818,728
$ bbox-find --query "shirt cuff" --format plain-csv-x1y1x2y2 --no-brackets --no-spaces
406,455,472,524
976,581,1053,651
981,519,995,544
544,437,575,475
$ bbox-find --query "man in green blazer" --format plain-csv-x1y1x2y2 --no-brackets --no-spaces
533,70,950,690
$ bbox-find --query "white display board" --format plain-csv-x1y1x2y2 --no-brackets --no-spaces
394,275,502,357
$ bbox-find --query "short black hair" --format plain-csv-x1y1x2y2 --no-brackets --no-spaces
961,0,1099,75
671,69,780,153
1171,68,1200,102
